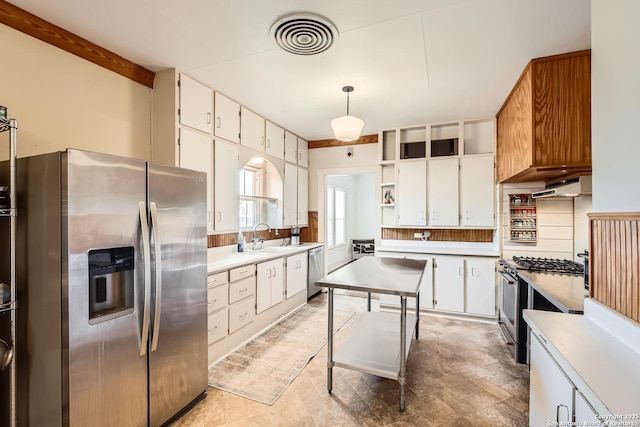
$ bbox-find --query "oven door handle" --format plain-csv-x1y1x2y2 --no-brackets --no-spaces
499,271,517,285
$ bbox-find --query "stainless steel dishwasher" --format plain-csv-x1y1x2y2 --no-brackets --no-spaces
307,246,325,299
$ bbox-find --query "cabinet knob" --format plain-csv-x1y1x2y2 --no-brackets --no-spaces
207,112,211,124
216,117,221,128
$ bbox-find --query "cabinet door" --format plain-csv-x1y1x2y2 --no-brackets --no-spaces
460,156,495,227
427,158,459,226
397,161,427,226
179,73,212,133
179,128,213,232
465,257,496,316
433,256,464,312
214,92,240,143
214,139,239,231
530,333,574,427
265,121,285,159
284,130,298,163
256,261,272,314
574,390,602,425
297,167,308,226
240,106,265,152
271,259,284,306
283,163,297,227
286,253,308,298
297,137,308,167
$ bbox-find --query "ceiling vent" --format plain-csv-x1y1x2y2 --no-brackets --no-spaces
270,13,338,55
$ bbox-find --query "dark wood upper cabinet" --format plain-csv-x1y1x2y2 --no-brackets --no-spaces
496,50,591,183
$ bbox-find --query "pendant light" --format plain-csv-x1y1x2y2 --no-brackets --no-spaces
331,86,364,142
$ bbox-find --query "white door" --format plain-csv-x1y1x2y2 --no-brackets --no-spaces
265,121,285,159
460,156,495,227
530,334,574,427
574,390,601,425
214,92,240,143
433,256,464,312
297,137,309,167
214,139,239,231
179,128,213,232
179,73,212,133
397,161,427,226
240,106,265,152
283,163,297,227
284,130,298,163
297,168,308,226
427,158,459,226
286,253,308,298
465,257,496,316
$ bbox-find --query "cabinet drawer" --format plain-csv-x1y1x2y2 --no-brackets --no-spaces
207,309,228,344
230,264,255,282
228,298,254,333
208,271,228,287
208,284,227,313
229,276,255,304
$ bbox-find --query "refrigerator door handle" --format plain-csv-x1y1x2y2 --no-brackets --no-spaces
139,201,152,356
150,202,162,352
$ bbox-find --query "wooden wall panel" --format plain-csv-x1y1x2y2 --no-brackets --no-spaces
589,213,640,323
381,228,494,243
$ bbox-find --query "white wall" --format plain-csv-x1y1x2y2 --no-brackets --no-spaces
0,24,151,161
591,1,640,212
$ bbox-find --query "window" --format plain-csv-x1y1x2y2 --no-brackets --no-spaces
239,167,259,228
326,186,346,248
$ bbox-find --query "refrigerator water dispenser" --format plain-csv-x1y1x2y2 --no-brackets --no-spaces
88,246,135,324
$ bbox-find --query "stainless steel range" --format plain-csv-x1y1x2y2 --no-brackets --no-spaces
498,256,585,364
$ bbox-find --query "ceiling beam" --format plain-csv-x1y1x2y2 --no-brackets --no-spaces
0,0,154,88
308,133,378,149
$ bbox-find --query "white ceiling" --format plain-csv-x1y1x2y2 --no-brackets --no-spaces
9,0,591,141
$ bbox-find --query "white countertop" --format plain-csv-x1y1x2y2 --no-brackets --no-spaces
376,240,500,257
523,299,640,417
207,242,323,274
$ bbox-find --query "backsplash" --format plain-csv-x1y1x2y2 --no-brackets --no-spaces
381,228,493,242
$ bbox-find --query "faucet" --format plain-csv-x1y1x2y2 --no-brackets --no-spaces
252,222,271,250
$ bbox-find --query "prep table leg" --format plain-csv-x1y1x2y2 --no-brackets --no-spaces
367,292,371,312
327,287,334,394
415,291,420,340
399,296,407,412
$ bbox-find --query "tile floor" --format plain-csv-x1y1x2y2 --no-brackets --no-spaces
170,293,530,426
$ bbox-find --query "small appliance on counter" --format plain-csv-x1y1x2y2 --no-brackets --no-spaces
290,226,301,245
351,239,375,260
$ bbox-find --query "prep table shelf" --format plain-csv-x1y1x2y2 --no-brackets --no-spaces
333,311,416,380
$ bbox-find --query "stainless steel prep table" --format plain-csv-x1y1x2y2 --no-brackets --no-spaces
317,256,426,412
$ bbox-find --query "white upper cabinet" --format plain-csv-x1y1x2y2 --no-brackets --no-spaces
240,106,265,152
397,161,427,226
214,139,239,231
427,158,459,227
283,163,297,227
297,137,309,167
179,73,213,134
284,130,298,164
459,156,495,227
179,128,213,232
265,121,285,159
214,92,240,144
297,167,309,226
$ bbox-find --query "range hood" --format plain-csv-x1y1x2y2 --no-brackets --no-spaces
532,176,592,198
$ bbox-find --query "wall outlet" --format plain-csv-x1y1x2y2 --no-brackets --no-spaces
414,232,423,238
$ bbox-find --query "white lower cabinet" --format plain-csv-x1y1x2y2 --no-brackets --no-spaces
286,252,308,299
207,272,229,349
379,253,496,317
227,265,255,333
528,332,606,427
464,257,496,316
433,256,465,313
256,258,284,314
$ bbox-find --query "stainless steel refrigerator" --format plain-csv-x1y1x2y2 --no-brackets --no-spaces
5,149,208,426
